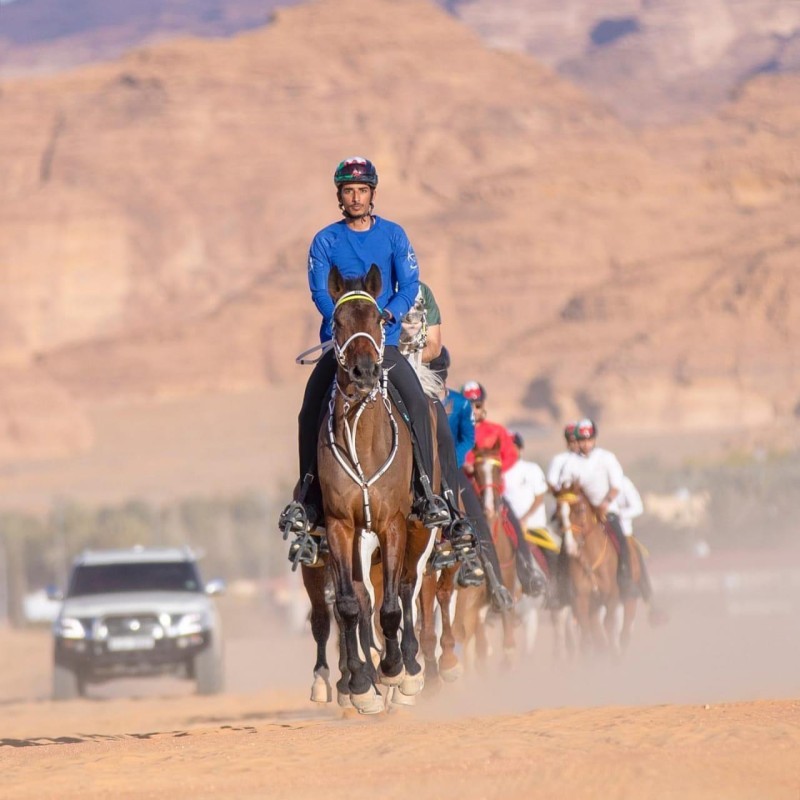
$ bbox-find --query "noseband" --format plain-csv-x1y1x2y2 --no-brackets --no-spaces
332,291,385,368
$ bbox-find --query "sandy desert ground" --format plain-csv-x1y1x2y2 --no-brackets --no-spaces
1,562,799,800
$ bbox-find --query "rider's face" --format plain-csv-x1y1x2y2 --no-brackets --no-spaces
578,437,595,456
339,183,374,218
472,402,487,422
567,437,579,453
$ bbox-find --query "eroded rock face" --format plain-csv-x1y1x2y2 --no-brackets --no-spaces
443,0,800,124
0,0,798,463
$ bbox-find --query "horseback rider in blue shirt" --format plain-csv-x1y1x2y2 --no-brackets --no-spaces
279,157,481,582
433,348,475,468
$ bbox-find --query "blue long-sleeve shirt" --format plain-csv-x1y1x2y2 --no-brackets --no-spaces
443,388,475,468
307,217,420,346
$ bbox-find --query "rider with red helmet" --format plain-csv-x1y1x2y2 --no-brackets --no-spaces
462,381,545,597
461,382,518,474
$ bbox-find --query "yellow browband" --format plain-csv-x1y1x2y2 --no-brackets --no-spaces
557,492,579,504
334,291,379,311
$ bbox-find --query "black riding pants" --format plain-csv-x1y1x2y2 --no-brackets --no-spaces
606,513,631,575
433,399,468,501
297,345,437,511
456,470,503,582
502,499,540,576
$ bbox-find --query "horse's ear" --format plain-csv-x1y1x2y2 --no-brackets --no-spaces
328,265,345,303
365,264,382,299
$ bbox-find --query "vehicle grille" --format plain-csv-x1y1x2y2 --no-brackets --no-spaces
102,614,162,637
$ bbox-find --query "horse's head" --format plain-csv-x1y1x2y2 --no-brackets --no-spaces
472,440,503,518
329,264,384,398
556,483,599,556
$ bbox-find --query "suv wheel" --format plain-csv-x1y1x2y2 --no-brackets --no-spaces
53,663,85,701
193,646,224,695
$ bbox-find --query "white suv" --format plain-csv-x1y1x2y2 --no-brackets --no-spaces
51,546,224,700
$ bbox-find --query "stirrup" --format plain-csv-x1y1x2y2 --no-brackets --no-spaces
287,529,327,571
416,475,452,528
430,542,458,571
455,552,485,588
279,501,311,537
448,516,477,548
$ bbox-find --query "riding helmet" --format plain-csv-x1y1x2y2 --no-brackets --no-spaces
334,157,378,187
575,418,597,440
461,381,486,404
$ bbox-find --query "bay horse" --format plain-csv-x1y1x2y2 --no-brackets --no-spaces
308,265,437,714
556,484,640,654
454,442,518,668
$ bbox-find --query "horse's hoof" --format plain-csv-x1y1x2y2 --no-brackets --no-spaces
398,671,424,697
336,690,353,709
378,664,406,687
439,662,464,683
351,687,385,715
389,686,417,707
310,670,332,704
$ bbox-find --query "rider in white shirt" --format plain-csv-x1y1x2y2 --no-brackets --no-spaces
547,422,580,494
570,418,632,593
504,433,548,531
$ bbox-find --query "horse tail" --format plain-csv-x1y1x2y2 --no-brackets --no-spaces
413,361,444,400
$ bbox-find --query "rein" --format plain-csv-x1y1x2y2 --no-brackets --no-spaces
294,290,386,366
558,493,609,580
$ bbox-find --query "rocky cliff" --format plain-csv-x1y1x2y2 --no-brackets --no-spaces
0,0,798,463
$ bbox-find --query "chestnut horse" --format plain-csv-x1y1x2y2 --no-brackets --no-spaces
454,443,518,668
557,485,640,654
309,265,437,714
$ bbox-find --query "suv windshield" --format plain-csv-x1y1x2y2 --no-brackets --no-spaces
67,561,202,597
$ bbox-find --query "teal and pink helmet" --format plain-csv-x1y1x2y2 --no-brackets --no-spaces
334,157,378,188
575,418,597,440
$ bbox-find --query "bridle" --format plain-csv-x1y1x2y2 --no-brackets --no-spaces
331,290,386,369
325,290,397,533
558,490,608,578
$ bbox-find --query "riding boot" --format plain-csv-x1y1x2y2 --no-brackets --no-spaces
413,474,452,529
503,502,546,598
430,487,484,587
515,547,547,598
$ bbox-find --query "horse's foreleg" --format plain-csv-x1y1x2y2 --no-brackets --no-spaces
377,512,407,684
327,522,379,711
438,566,462,679
620,596,637,652
301,564,333,704
398,523,436,694
419,569,440,684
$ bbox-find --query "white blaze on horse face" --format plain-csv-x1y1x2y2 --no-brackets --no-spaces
481,459,495,517
560,501,579,557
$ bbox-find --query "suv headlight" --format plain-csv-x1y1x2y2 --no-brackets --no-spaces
173,611,210,636
54,617,87,640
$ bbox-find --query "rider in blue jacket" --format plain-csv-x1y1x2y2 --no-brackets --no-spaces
280,158,480,580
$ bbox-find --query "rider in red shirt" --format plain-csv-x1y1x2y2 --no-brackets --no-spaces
461,381,545,597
